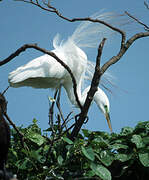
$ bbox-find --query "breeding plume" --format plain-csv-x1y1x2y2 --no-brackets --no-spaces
8,12,119,132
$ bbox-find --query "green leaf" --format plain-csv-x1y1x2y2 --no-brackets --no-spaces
120,127,133,136
98,150,114,166
139,152,149,167
26,132,45,146
84,170,95,177
135,121,149,130
16,158,30,170
145,122,149,131
32,118,38,124
30,150,45,163
57,155,64,165
90,163,111,180
81,146,95,161
115,153,132,162
92,137,109,148
131,135,144,148
82,129,92,137
62,137,73,145
143,137,149,145
111,144,128,150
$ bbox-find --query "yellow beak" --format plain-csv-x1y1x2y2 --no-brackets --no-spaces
105,113,112,133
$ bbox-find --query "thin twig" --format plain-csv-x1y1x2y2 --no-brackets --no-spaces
4,112,26,148
100,31,149,75
144,1,149,10
61,111,73,128
15,0,126,48
4,112,23,138
2,86,9,95
125,11,149,31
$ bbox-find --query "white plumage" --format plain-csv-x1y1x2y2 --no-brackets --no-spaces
8,12,120,132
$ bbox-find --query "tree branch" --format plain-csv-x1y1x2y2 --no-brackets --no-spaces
100,31,149,75
0,43,82,109
15,0,126,48
70,38,106,140
125,11,149,31
144,1,149,10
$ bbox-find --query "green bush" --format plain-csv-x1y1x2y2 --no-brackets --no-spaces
7,120,149,180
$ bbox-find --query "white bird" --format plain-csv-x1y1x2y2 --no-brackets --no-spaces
8,12,119,132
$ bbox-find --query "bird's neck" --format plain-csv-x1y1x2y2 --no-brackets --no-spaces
64,81,82,107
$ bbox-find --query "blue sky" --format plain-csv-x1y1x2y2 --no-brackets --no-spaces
0,0,149,133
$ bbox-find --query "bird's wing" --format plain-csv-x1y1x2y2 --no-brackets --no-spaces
8,52,68,88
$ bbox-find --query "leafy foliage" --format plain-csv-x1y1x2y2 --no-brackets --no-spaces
7,120,149,180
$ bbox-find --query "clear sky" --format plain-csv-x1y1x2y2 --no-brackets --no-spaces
0,0,149,133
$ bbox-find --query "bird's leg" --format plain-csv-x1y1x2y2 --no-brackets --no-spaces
48,89,58,135
56,85,68,132
56,85,61,106
56,86,62,134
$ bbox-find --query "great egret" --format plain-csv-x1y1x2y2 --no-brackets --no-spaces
8,12,117,132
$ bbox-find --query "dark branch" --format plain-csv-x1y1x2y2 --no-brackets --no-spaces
15,0,126,47
100,31,149,74
125,11,149,31
144,1,149,10
0,43,82,110
70,38,106,140
4,112,24,140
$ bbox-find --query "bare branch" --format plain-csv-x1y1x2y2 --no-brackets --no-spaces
15,0,126,48
4,112,24,140
125,11,149,31
15,0,57,12
70,38,106,140
101,31,149,75
0,43,82,109
0,92,25,148
61,111,73,129
2,86,9,95
144,1,149,10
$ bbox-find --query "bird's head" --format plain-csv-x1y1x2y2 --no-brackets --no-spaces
94,87,112,133
81,86,112,132
103,105,112,133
